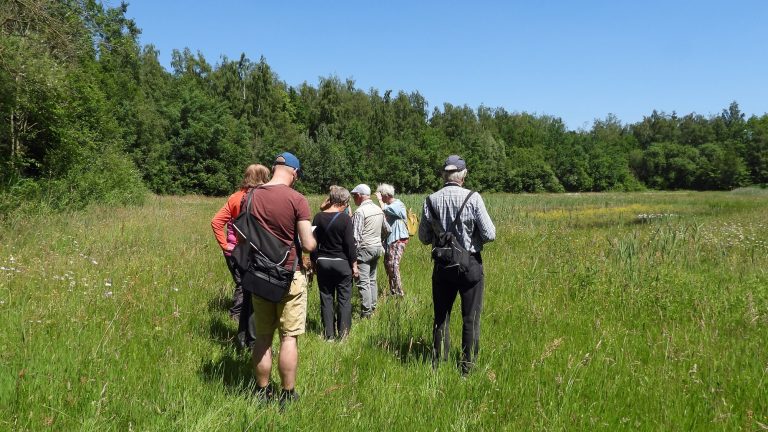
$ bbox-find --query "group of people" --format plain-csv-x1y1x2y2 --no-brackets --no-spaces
210,152,495,405
311,182,410,340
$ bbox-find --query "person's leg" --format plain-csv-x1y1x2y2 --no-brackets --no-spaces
335,261,354,338
239,290,254,347
250,295,279,391
384,247,396,295
432,267,459,366
225,255,243,319
369,257,379,311
391,241,406,296
275,271,307,393
278,335,299,390
251,333,273,388
316,261,336,339
357,259,373,317
459,260,485,374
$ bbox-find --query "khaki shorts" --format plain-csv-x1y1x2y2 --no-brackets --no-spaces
249,271,307,337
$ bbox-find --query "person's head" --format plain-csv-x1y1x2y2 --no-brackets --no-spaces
376,183,395,204
442,154,468,185
350,184,371,206
328,185,351,209
272,152,302,186
241,164,270,189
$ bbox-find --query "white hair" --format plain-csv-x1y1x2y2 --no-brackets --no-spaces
376,183,395,197
442,169,467,183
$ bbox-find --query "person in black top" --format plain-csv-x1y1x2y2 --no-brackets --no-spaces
312,186,358,339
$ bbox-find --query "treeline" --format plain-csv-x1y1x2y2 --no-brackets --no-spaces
2,2,767,214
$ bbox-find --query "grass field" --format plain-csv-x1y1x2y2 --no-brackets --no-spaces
2,190,767,431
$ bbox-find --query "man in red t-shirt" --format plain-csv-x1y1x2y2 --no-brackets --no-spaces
249,152,316,406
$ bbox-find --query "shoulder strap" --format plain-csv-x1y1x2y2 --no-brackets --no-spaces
450,191,475,234
426,191,475,235
292,233,300,272
327,211,342,229
239,188,254,217
425,196,443,234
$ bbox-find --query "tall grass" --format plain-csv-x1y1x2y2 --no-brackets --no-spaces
1,191,767,430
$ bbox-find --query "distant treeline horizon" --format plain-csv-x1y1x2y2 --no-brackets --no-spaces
2,1,767,214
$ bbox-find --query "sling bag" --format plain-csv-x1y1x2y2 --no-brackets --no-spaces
231,188,299,303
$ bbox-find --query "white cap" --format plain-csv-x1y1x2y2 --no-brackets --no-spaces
351,184,371,195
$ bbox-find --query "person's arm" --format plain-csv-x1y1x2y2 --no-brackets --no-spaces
342,216,357,265
297,220,317,252
211,201,233,251
473,194,496,243
296,196,317,252
383,200,406,219
374,192,385,209
320,197,332,211
418,199,434,245
352,210,365,245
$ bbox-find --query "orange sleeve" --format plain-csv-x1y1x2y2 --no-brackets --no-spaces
210,191,244,251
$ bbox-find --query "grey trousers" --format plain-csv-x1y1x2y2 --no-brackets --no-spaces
356,249,381,317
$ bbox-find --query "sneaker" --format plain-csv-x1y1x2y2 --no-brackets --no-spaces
278,389,299,411
460,360,475,377
254,384,273,404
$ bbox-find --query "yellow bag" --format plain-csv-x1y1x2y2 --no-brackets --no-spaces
406,208,419,236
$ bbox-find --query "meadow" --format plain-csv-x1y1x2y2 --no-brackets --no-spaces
1,190,767,431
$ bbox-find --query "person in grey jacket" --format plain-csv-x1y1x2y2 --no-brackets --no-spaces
418,155,496,375
351,183,385,318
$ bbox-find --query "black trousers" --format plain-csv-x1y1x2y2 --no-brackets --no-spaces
432,254,484,373
224,255,253,346
316,258,353,339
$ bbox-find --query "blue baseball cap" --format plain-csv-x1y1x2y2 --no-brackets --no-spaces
443,155,466,171
275,152,302,177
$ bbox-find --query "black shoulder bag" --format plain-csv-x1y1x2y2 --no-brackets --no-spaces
426,191,475,273
231,188,298,303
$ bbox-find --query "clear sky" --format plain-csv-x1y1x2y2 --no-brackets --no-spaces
123,0,768,130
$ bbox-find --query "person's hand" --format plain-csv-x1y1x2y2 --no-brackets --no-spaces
320,197,331,211
352,262,359,279
375,192,382,202
225,244,235,252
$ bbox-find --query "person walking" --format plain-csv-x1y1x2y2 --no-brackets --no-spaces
210,164,270,349
248,152,316,406
418,155,496,375
374,183,409,297
312,186,358,340
351,184,385,318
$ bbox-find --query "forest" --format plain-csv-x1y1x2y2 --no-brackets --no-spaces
2,1,767,214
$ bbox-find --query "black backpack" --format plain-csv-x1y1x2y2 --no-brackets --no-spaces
426,191,475,272
231,188,298,303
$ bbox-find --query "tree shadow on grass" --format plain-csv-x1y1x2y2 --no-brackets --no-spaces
366,332,433,365
199,351,254,394
208,314,238,347
198,314,254,394
207,294,234,313
305,313,323,335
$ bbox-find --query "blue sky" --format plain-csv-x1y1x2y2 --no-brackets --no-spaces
123,0,768,130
